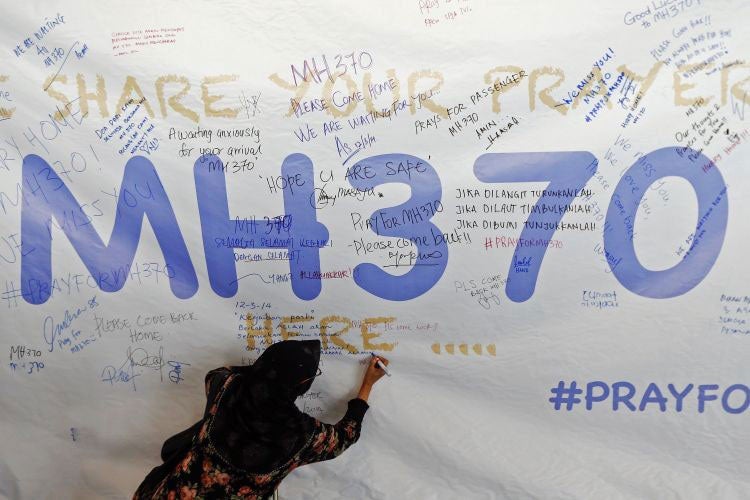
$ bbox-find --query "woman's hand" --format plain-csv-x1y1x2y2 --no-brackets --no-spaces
363,355,389,386
357,355,389,402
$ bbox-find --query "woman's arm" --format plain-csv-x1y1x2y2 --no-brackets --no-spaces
299,355,390,463
356,355,389,402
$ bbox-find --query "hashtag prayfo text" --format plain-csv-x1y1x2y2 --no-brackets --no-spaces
549,380,750,414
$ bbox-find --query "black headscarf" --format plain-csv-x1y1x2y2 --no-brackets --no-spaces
209,339,321,472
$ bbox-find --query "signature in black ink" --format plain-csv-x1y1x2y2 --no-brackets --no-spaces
101,345,189,391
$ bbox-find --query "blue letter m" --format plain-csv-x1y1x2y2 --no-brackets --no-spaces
21,154,197,304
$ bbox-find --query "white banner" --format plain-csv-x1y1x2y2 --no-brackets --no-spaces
1,1,750,498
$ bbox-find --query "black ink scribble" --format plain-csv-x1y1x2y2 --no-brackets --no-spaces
43,41,79,91
229,273,272,287
101,345,189,391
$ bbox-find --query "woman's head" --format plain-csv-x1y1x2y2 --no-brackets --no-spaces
251,339,321,397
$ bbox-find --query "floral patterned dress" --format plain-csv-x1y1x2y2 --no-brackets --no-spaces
133,368,370,500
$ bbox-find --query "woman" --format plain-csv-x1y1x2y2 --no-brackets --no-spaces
133,339,389,499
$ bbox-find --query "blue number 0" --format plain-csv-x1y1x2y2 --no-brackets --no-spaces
604,147,728,298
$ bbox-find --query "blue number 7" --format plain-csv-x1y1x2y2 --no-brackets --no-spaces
474,152,597,302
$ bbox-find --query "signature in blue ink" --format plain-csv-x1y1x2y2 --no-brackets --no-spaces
168,360,190,383
42,295,98,353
